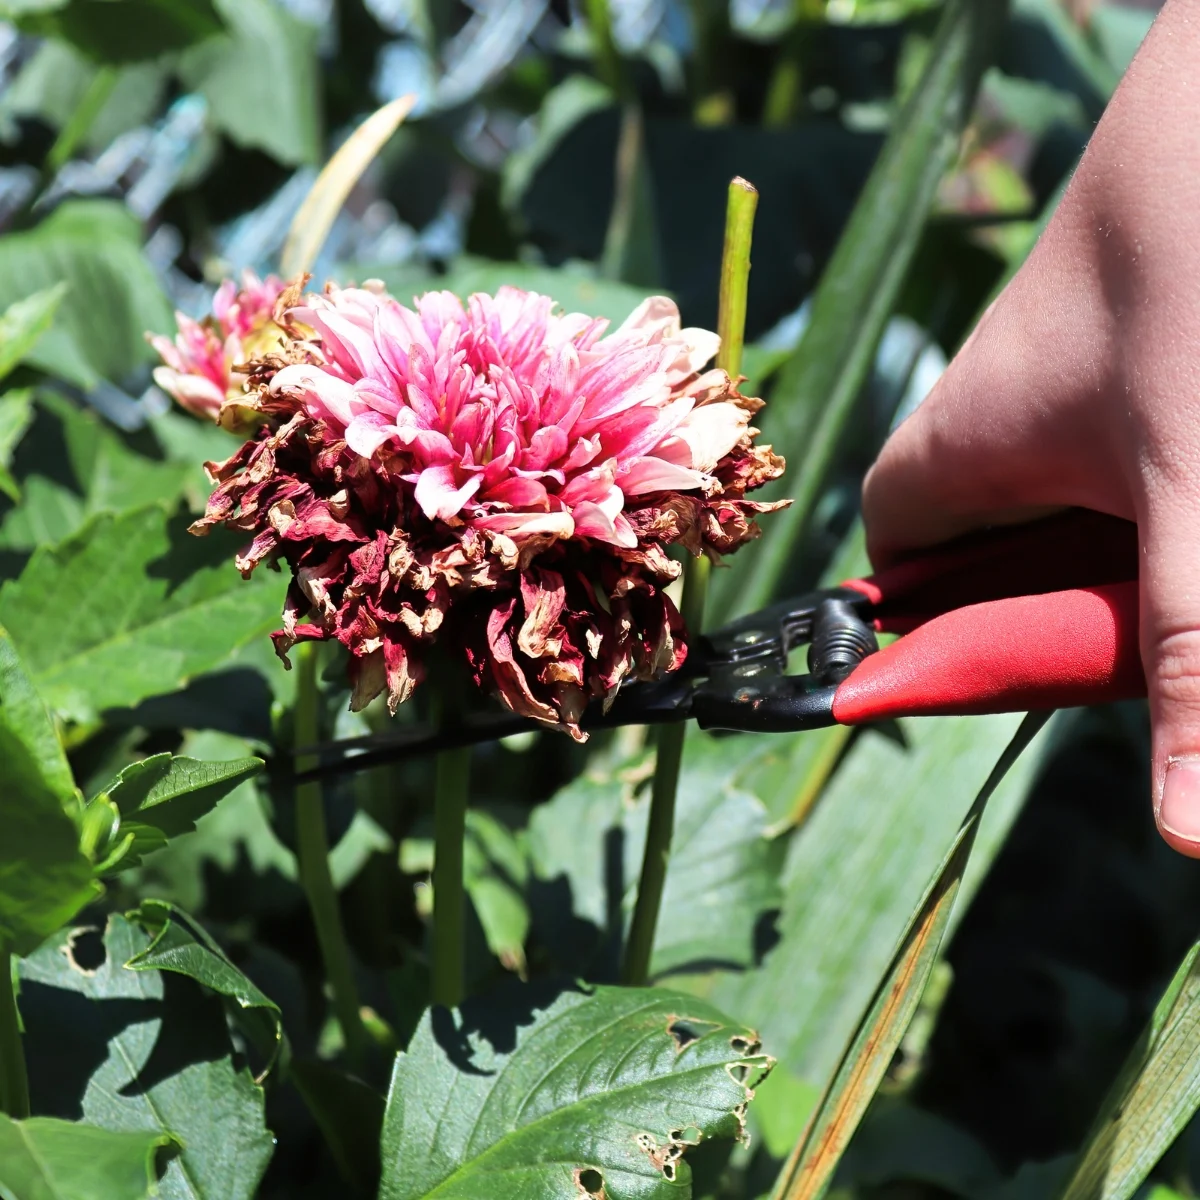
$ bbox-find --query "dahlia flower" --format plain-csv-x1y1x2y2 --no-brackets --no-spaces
185,280,787,738
149,270,286,422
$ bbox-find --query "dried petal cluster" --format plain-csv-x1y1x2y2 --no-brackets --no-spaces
173,279,787,737
149,270,286,422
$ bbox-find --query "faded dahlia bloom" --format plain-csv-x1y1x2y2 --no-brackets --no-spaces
149,270,286,422
190,281,787,738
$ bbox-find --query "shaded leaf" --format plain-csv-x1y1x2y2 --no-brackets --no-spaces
771,713,1049,1200
3,0,224,63
126,899,282,1068
289,1058,384,1195
0,1114,178,1200
529,730,783,978
0,284,67,384
0,504,286,723
379,983,773,1199
180,0,321,166
0,201,171,389
706,713,1051,1100
0,393,190,553
19,914,274,1200
1058,934,1200,1200
0,627,93,956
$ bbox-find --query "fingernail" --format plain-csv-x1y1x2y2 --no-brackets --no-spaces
1160,758,1200,842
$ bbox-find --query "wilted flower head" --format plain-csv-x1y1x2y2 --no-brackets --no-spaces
188,280,788,738
149,270,286,422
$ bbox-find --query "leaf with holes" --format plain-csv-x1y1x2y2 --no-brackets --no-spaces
378,984,773,1198
18,913,274,1199
0,504,286,723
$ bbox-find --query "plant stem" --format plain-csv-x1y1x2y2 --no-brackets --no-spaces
431,741,471,1009
293,641,368,1066
622,177,758,987
47,67,117,173
0,947,29,1119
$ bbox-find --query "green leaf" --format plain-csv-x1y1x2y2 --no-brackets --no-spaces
88,752,263,871
0,504,287,723
705,712,1051,1103
19,913,274,1199
0,201,172,390
1058,933,1200,1200
463,811,531,974
715,0,1009,618
289,1058,384,1195
500,75,614,216
0,627,93,956
179,0,320,166
0,392,191,553
126,899,282,1068
378,984,773,1199
2,0,224,63
529,730,783,977
770,713,1049,1200
0,389,35,502
349,256,660,329
0,1114,179,1200
0,284,67,384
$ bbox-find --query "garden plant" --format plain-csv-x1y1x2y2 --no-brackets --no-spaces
0,1,1195,1198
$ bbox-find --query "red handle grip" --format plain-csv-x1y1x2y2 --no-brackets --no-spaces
830,582,1145,724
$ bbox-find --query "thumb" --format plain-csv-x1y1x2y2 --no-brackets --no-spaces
1145,501,1200,858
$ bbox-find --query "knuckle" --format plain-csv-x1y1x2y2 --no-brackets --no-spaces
1150,627,1200,711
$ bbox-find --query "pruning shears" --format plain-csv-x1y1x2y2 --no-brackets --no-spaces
293,508,1145,782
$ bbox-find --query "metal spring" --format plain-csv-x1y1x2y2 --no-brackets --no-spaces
807,598,878,686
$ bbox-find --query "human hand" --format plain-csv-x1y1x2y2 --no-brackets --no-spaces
862,0,1200,855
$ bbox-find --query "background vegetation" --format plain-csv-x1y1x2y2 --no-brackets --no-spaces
0,0,1193,1198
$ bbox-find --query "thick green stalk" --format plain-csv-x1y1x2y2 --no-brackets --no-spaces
431,743,471,1008
293,642,368,1065
715,0,1009,620
622,178,758,987
0,948,29,1119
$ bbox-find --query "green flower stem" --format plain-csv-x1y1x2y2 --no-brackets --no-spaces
0,947,29,1119
46,67,117,173
293,641,368,1065
431,742,472,1009
622,177,758,987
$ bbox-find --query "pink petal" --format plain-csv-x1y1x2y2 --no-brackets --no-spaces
618,457,707,495
413,465,483,522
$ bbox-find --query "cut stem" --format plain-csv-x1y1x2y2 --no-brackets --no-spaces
431,743,471,1008
293,641,368,1065
622,177,758,987
0,947,29,1119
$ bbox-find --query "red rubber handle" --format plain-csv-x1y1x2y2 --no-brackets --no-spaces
829,510,1144,723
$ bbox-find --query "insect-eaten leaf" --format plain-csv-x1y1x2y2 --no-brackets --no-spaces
379,982,773,1199
19,912,275,1199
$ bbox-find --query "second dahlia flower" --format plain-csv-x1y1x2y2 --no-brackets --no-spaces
149,270,286,423
186,280,788,738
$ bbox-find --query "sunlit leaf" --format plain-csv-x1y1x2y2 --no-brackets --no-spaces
0,1115,179,1200
0,284,67,384
0,504,286,723
378,983,773,1199
1058,934,1200,1200
0,201,171,390
771,712,1049,1200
